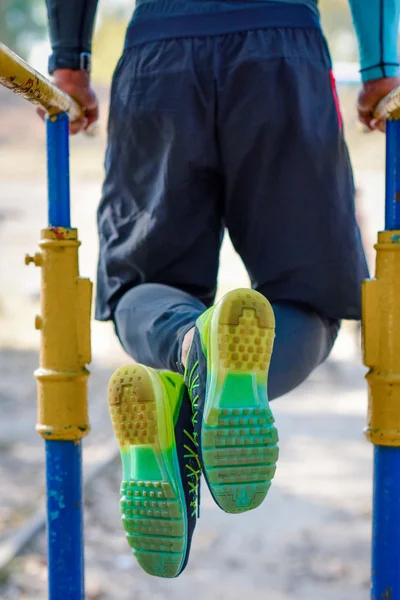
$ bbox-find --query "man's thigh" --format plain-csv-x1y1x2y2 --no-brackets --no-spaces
217,27,368,321
96,39,223,320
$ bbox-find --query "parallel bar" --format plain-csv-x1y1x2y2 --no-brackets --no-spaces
45,110,84,598
371,446,400,599
376,86,400,122
371,88,400,600
45,441,84,600
0,42,88,599
0,42,81,120
47,114,71,227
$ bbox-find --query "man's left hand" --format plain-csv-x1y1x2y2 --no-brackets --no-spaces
358,75,400,132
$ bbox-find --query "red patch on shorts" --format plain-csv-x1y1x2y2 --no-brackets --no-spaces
329,70,343,132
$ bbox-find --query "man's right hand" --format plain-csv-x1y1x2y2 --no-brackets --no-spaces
38,69,99,135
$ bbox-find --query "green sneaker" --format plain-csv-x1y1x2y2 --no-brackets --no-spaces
184,288,279,514
108,365,201,578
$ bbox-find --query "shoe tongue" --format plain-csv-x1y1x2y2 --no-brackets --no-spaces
160,371,183,425
194,308,213,356
196,305,213,328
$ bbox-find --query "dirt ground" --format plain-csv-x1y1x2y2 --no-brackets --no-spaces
0,84,385,599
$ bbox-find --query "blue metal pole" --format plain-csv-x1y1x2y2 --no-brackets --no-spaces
385,119,400,230
371,117,400,600
46,441,84,599
372,447,400,598
45,113,84,600
46,113,71,228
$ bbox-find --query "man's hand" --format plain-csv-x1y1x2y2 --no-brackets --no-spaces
358,76,400,133
38,69,99,135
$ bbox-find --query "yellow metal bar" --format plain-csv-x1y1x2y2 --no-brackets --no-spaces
0,42,82,121
26,227,92,441
375,86,400,122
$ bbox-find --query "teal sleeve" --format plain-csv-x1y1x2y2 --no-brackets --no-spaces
348,0,400,81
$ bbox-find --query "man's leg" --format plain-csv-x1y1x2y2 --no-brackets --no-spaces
114,283,206,371
95,39,223,324
218,27,369,330
181,299,339,395
100,37,222,578
178,26,368,514
267,302,340,399
114,282,339,398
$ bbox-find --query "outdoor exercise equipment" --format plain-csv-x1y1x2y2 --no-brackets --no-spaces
0,43,91,599
363,91,400,600
0,40,400,600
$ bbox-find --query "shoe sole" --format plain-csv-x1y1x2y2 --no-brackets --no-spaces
202,289,279,513
108,364,187,578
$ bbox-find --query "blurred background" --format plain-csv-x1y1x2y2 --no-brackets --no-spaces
0,1,391,598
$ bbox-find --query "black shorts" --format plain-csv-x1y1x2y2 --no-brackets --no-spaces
95,25,368,322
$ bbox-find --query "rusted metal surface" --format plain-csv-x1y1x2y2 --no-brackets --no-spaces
0,43,82,121
375,86,400,122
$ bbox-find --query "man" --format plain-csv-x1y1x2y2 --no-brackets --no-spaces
44,0,399,579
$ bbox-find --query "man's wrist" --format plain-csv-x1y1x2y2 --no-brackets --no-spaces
49,50,91,75
361,64,400,83
361,75,400,91
52,69,91,89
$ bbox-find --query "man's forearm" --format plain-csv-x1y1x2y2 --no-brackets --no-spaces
348,0,400,81
45,0,99,73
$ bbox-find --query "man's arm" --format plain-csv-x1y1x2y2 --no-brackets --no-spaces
348,0,400,129
43,0,99,133
348,0,400,82
45,0,99,73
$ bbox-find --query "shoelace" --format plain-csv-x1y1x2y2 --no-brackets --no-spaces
165,371,201,518
185,358,202,517
183,430,202,517
187,360,200,446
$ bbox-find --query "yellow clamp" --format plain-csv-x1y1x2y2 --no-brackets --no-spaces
363,230,400,446
26,227,92,441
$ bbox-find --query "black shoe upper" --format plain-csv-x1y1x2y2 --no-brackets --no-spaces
184,328,208,472
165,373,201,575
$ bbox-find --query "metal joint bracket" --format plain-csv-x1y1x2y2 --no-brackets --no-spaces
25,227,92,441
363,231,400,446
